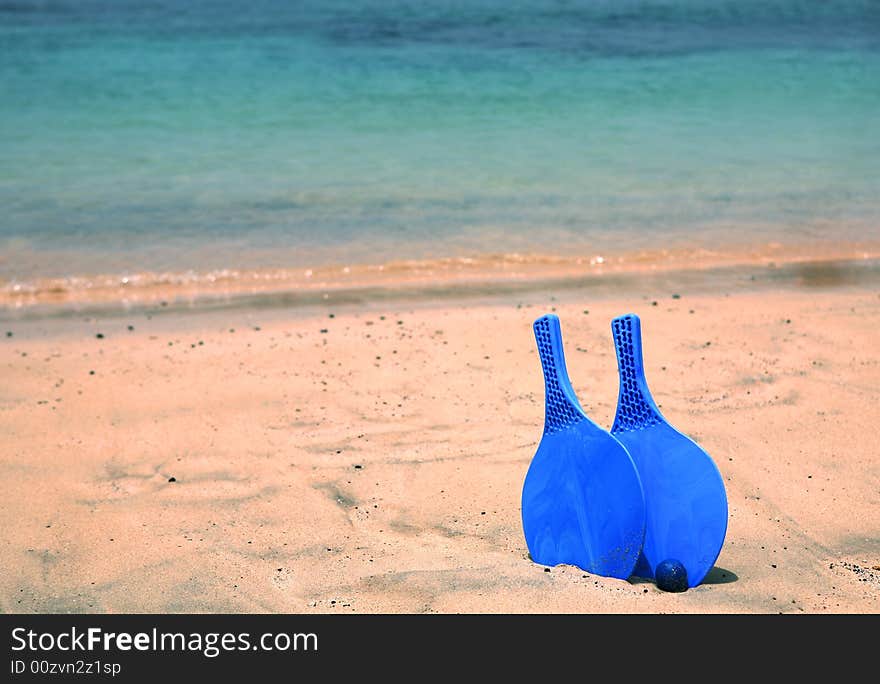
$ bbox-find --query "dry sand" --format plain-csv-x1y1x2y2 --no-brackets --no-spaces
1,262,878,613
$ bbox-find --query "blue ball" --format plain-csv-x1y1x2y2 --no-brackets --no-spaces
655,559,689,592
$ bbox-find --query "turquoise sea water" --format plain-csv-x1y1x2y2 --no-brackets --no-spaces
1,0,879,283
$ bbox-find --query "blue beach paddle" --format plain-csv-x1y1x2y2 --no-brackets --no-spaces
521,314,646,579
610,314,728,588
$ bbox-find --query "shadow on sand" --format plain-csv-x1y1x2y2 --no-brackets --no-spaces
628,565,739,587
700,566,739,585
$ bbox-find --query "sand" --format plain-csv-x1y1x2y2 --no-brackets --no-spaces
1,262,879,613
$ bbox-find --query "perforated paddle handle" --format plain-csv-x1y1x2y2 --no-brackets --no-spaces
533,314,584,434
611,314,661,433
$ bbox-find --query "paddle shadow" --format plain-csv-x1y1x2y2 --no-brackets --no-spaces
627,565,739,586
701,566,739,584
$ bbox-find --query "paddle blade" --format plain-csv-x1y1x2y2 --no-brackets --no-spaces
522,426,647,578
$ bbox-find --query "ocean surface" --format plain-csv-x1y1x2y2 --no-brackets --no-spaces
1,0,879,291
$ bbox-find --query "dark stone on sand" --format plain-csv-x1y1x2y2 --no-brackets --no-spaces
651,301,658,306
320,329,328,333
544,568,551,573
127,325,134,331
95,333,104,339
168,477,176,483
89,370,95,375
353,465,362,469
254,326,261,331
6,331,12,337
672,293,681,299
328,313,335,318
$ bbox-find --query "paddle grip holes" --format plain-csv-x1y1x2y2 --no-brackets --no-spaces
534,317,581,434
611,316,660,433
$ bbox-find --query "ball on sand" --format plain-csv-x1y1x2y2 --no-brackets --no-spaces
655,559,689,592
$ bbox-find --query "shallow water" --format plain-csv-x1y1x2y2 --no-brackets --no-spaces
1,0,879,285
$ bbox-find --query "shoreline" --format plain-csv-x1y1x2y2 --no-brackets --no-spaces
2,245,879,323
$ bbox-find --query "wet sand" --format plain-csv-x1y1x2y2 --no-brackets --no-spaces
1,263,878,613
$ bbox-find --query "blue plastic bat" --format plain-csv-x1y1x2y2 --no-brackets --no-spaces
521,314,646,579
610,313,728,588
